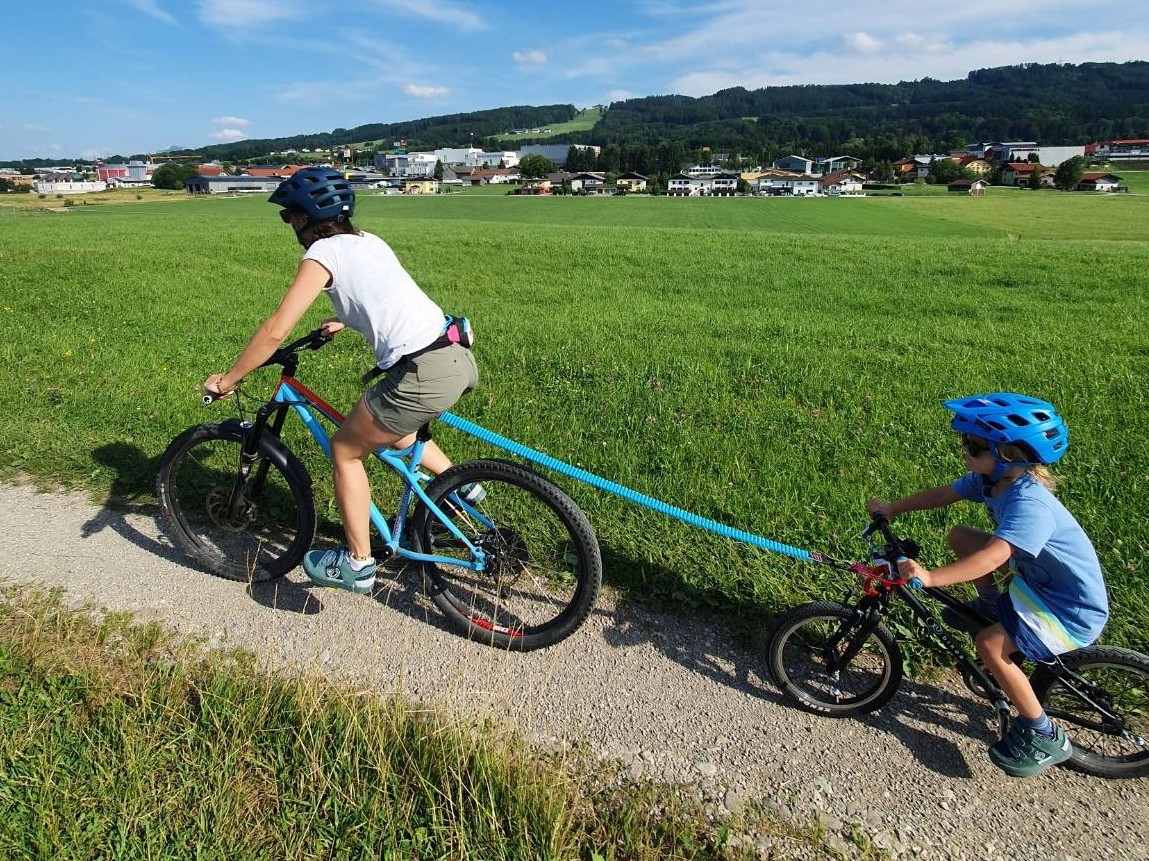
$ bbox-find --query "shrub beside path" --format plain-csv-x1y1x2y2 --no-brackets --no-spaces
1,482,1143,861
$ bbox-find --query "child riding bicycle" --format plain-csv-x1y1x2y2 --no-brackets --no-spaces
867,393,1109,777
203,167,479,596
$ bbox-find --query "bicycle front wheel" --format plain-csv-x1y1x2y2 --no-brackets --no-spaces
766,601,903,717
1031,645,1149,779
410,459,602,652
156,421,316,582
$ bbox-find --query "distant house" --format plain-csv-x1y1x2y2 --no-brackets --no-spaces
947,179,988,195
667,173,704,196
186,175,282,194
1092,140,1149,161
401,176,439,195
815,155,861,175
1000,162,1052,187
1076,172,1122,192
243,164,306,178
570,171,607,193
616,172,648,193
820,169,865,195
955,155,992,175
773,155,815,174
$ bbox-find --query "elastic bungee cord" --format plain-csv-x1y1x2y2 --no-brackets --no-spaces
439,412,815,563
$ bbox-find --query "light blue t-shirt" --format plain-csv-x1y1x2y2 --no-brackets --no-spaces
951,472,1108,654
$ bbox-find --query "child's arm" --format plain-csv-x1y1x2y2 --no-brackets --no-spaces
898,538,1012,588
867,484,961,519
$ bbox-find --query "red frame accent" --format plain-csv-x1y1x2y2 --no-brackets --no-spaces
281,375,345,424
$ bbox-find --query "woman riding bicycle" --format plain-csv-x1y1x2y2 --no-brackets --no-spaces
868,393,1109,778
204,167,479,596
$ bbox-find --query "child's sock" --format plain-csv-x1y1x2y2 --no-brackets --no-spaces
1015,712,1055,738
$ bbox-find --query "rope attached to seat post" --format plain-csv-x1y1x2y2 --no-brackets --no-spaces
439,412,814,563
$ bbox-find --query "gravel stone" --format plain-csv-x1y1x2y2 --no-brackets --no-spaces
2,482,1146,861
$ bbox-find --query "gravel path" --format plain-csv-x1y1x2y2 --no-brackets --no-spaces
2,481,1144,861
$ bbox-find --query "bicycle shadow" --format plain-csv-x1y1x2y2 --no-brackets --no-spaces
596,544,987,779
81,442,187,565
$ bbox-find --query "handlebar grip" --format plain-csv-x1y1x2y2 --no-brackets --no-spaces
908,576,923,590
203,392,217,405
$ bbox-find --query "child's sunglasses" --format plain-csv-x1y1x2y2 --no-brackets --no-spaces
961,434,990,456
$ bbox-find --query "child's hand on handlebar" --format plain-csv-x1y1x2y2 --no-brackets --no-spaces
897,557,929,586
867,498,893,519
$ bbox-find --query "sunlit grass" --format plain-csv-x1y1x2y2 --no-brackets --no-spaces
0,192,1146,650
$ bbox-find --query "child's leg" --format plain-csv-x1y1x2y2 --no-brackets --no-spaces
976,623,1042,718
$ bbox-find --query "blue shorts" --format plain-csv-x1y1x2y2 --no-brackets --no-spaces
996,593,1055,662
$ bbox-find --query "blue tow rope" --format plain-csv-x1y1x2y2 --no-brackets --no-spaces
439,412,813,563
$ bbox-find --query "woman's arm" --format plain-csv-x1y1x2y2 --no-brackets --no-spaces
205,259,331,394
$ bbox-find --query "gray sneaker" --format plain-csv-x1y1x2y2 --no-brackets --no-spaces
989,720,1073,777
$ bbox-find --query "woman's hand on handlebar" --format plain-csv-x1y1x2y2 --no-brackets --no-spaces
203,373,236,400
319,318,345,337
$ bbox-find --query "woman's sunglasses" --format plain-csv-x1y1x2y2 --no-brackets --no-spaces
961,434,990,456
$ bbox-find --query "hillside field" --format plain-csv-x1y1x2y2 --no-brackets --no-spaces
1,189,1146,649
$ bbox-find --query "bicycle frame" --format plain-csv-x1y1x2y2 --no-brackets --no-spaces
232,365,490,573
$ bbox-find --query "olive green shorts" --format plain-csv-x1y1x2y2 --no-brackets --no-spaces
363,344,478,435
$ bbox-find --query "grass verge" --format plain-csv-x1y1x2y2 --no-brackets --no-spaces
0,585,854,861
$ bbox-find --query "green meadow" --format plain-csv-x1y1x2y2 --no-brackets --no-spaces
1,186,1147,858
1,188,1147,647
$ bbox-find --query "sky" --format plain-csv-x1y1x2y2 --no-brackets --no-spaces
3,0,1147,162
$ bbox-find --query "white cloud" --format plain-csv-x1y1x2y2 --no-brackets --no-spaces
513,50,547,65
607,90,632,102
404,84,450,98
123,0,176,24
22,124,50,132
365,0,485,32
198,0,306,28
844,32,883,55
81,148,114,160
212,116,251,127
211,128,248,141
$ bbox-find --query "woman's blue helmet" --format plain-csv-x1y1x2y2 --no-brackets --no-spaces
268,167,354,221
944,392,1068,465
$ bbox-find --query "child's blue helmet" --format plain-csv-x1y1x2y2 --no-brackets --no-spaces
944,392,1068,465
268,167,354,221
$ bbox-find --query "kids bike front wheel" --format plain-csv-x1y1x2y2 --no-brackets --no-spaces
156,421,316,582
1030,645,1149,779
410,459,602,652
766,601,903,717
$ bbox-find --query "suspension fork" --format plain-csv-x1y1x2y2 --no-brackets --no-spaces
225,400,288,521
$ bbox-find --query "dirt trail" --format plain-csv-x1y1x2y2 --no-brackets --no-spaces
2,482,1144,861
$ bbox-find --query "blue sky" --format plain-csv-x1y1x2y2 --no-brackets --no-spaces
3,0,1146,161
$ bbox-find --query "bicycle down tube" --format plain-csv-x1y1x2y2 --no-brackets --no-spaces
270,375,488,571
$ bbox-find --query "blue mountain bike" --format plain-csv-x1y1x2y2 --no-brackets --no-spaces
156,328,603,651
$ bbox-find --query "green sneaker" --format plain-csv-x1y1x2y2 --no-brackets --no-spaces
989,720,1072,777
303,548,376,595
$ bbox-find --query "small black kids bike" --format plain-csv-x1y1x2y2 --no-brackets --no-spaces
765,514,1149,778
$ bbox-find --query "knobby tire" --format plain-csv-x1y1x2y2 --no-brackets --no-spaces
156,421,316,582
410,459,602,651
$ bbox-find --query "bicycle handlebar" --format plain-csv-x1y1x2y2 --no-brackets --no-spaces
202,328,334,405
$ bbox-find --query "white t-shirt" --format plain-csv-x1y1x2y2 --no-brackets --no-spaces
303,231,445,369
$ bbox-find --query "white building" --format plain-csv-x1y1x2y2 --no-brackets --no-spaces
32,179,107,194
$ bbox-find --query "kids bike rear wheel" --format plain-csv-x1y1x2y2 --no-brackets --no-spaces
1030,645,1149,779
156,421,316,582
766,601,903,717
410,459,602,652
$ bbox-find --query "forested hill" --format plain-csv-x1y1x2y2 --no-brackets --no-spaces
189,104,580,162
593,62,1149,162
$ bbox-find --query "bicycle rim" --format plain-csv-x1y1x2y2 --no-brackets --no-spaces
1033,646,1149,778
413,460,602,651
767,601,902,717
157,424,314,582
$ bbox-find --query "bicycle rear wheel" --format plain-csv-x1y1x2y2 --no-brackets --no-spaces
766,601,903,717
410,459,602,651
156,421,316,582
1030,645,1149,779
